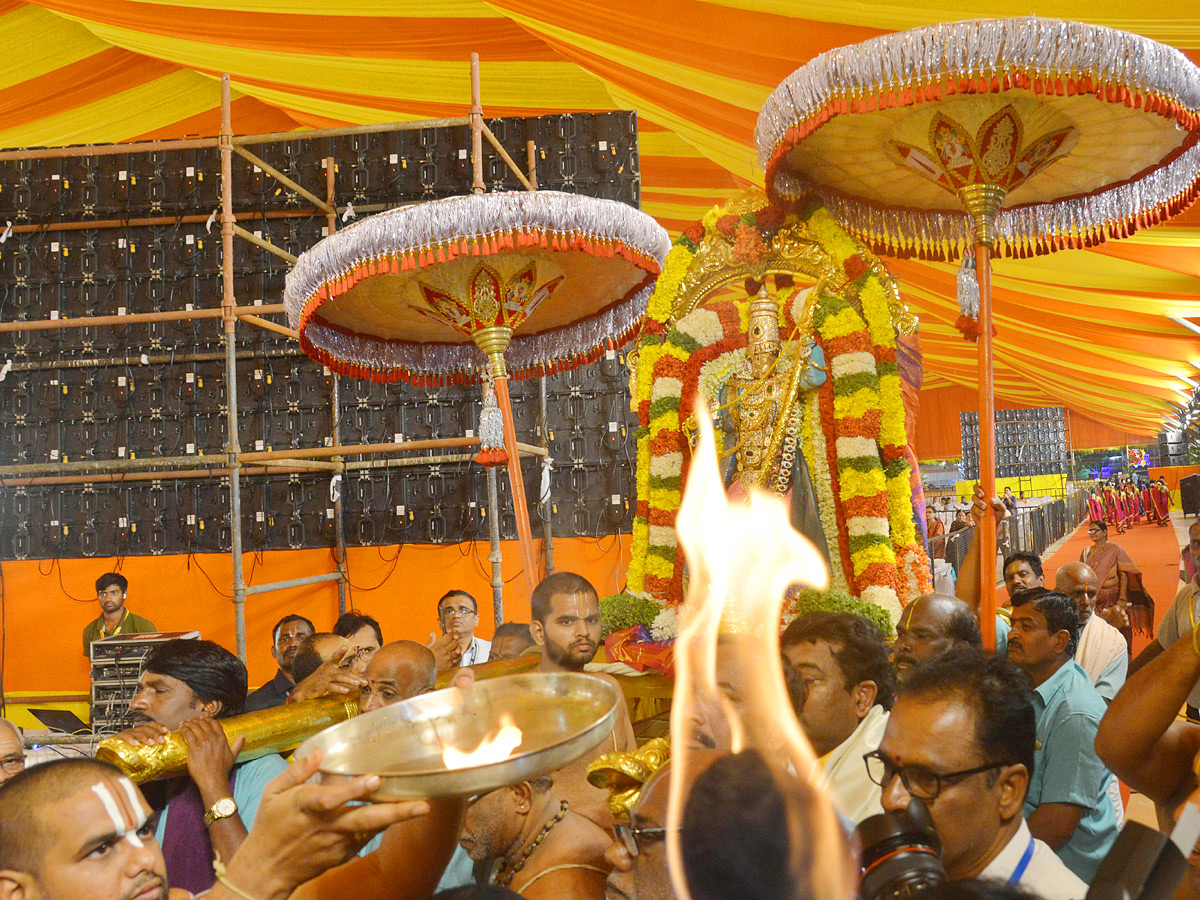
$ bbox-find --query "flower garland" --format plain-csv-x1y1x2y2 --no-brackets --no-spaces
626,194,929,622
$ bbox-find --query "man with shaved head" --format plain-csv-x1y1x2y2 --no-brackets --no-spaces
0,718,24,787
0,747,465,900
892,593,983,684
360,641,438,713
1056,562,1127,703
355,641,472,892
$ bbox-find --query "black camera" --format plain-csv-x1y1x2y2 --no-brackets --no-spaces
856,799,947,900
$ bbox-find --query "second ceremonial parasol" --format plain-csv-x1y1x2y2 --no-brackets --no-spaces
756,16,1200,643
284,190,670,590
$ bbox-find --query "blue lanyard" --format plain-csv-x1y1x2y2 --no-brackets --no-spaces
1008,837,1036,885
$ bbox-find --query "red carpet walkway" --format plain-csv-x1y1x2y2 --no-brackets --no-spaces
996,513,1185,656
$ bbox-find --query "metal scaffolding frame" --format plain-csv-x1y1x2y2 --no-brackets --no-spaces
0,56,553,658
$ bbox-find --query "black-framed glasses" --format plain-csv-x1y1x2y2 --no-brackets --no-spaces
440,605,477,620
863,751,1004,801
614,823,674,857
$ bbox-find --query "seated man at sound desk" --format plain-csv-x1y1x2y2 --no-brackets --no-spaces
83,573,156,656
114,639,289,895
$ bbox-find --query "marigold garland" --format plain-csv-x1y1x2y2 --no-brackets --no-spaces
626,197,930,621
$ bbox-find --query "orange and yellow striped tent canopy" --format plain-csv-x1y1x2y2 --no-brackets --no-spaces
2,0,1199,455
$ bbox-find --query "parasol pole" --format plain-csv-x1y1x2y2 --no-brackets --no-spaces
958,184,1006,651
468,50,537,594
475,327,540,594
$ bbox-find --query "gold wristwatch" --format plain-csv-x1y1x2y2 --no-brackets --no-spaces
203,796,238,826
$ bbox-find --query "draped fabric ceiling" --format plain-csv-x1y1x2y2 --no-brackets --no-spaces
3,0,1200,456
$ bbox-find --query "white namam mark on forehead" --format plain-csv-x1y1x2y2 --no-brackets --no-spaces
90,779,148,848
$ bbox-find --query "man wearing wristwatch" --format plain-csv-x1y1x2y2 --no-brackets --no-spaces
114,638,288,895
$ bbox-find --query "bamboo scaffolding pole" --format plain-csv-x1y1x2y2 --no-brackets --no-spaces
325,156,349,614
0,117,474,162
245,571,341,596
0,304,286,333
238,436,479,463
526,140,539,190
0,465,321,487
233,224,297,263
479,122,535,192
219,73,249,661
470,54,486,195
232,145,334,215
6,208,340,238
0,439,546,479
237,313,298,339
233,117,470,147
255,457,339,472
8,348,303,374
0,138,219,162
0,454,227,477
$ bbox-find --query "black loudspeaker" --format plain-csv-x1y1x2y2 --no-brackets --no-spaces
1181,475,1200,517
1158,431,1189,467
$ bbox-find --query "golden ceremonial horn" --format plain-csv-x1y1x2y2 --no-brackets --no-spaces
96,696,359,783
433,648,541,688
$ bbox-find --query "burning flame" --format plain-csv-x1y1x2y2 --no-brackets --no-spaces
666,400,854,900
441,715,523,769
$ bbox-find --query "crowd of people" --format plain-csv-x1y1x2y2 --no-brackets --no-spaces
4,488,1200,900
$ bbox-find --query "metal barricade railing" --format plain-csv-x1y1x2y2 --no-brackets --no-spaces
925,489,1089,582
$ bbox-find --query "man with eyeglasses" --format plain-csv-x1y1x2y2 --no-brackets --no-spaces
872,648,1085,899
434,590,490,670
0,718,24,786
1007,588,1119,882
604,752,719,900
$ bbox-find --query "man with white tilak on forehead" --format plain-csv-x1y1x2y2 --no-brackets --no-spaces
0,692,474,900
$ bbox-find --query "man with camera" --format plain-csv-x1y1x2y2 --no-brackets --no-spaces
871,649,1085,899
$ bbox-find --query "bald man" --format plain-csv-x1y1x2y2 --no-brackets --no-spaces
360,641,438,712
355,641,473,892
891,593,983,683
0,718,23,787
1056,562,1127,703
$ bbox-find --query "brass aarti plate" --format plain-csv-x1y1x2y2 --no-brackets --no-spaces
297,673,620,800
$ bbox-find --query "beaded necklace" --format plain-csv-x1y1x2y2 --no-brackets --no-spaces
494,800,569,887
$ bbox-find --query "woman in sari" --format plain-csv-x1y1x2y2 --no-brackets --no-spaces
1152,478,1172,526
1081,518,1153,650
1088,487,1106,524
1101,482,1127,533
1124,484,1142,526
1141,480,1158,525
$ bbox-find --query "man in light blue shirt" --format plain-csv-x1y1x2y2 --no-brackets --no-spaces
1007,588,1119,883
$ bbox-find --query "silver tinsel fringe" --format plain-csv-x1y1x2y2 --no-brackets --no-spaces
772,137,1200,256
300,285,651,383
756,16,1200,168
283,190,671,332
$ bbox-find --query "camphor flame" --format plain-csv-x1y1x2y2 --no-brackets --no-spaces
441,714,523,770
666,399,855,900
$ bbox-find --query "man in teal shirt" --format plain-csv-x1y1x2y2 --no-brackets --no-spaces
1007,587,1119,882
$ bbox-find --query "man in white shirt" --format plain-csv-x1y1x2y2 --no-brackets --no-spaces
1056,561,1126,702
872,648,1085,900
781,612,894,823
435,589,491,667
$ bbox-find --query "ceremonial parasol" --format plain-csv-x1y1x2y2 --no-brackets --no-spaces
284,191,670,591
756,17,1200,645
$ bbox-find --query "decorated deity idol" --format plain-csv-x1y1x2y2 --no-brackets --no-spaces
717,285,830,567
